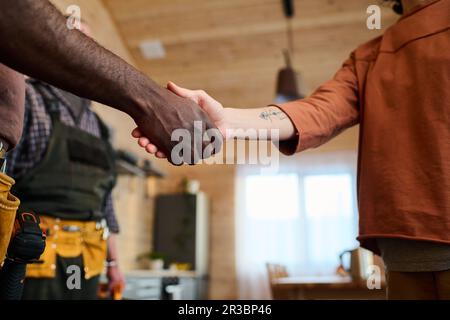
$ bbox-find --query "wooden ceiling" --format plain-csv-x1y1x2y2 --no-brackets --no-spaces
102,0,398,108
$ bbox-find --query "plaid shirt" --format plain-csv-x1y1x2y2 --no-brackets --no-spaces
7,79,119,233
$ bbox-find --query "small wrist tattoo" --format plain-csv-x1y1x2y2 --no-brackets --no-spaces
259,108,287,122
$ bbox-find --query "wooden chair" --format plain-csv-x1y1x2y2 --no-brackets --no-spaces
266,263,290,299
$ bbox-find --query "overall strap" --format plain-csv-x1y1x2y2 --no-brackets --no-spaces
93,113,111,142
92,113,117,193
28,80,61,123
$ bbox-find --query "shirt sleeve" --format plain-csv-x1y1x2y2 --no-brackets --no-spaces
103,192,120,234
0,64,25,149
6,92,31,178
6,84,52,180
273,54,360,155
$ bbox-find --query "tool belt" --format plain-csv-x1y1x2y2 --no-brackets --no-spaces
0,173,20,266
26,216,107,279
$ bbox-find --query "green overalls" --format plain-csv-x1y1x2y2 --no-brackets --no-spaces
12,83,117,300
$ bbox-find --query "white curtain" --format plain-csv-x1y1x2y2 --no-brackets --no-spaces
235,151,358,299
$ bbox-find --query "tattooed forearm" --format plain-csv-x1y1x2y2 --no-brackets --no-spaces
223,107,296,141
259,108,288,122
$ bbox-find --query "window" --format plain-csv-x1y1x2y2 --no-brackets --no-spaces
245,174,299,220
304,174,353,218
303,174,356,269
236,152,358,299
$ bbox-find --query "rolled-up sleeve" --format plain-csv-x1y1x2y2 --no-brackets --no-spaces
273,54,360,155
103,192,120,234
0,64,25,149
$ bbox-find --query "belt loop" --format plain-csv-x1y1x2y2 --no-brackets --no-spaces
102,227,110,240
96,219,107,230
54,218,60,231
52,218,60,240
0,159,6,173
0,140,7,173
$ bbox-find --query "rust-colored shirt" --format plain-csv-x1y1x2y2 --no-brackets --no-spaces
276,0,450,254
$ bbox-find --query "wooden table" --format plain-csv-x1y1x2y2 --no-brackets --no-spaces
271,275,386,300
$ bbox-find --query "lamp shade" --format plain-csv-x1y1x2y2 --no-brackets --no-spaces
275,65,304,103
275,1,304,103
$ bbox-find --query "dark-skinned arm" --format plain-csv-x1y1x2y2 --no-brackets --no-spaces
0,0,217,163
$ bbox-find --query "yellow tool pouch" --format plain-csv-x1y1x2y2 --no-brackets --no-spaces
26,217,107,279
0,173,20,266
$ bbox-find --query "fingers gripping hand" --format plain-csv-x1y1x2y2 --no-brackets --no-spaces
131,128,166,158
131,82,225,161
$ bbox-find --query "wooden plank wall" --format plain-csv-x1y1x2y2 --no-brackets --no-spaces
48,0,398,299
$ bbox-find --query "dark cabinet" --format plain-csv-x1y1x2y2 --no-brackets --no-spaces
153,192,209,299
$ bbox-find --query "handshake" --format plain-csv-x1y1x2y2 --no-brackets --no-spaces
131,81,295,166
131,82,228,165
